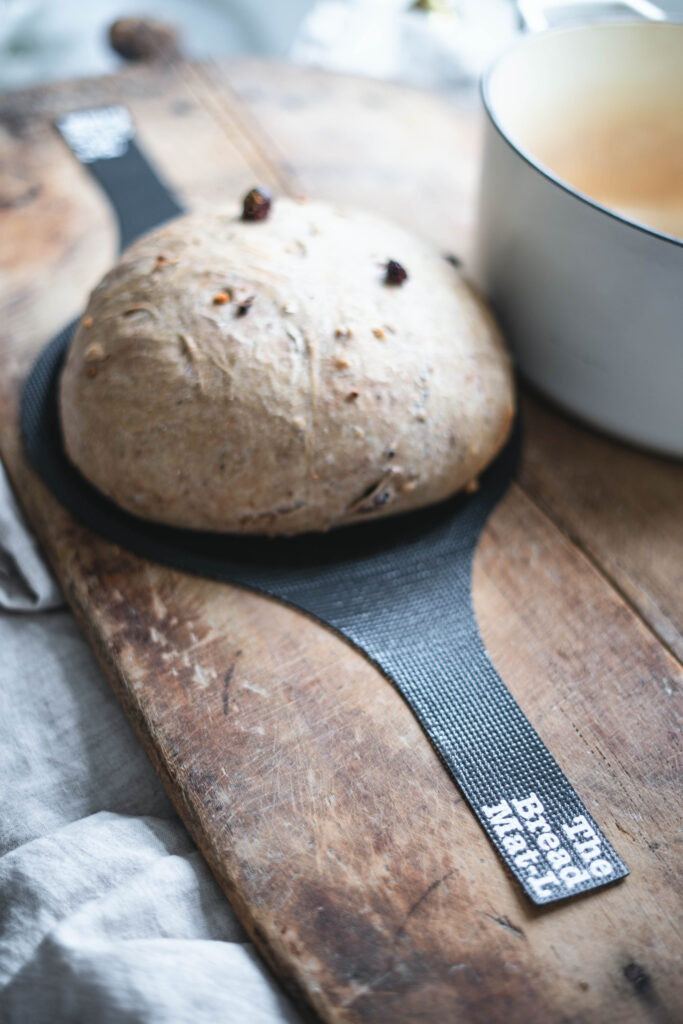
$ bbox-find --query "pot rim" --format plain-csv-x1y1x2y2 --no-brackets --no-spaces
480,21,683,251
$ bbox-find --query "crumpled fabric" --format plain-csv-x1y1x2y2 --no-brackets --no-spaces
0,460,300,1024
290,0,518,90
0,462,62,611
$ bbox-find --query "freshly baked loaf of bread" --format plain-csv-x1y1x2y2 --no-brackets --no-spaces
59,195,514,535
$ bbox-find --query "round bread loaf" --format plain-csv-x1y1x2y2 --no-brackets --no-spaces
59,196,514,535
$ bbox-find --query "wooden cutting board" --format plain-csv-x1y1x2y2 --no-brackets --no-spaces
1,58,681,1024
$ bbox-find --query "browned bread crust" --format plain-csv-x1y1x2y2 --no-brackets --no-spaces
60,198,514,535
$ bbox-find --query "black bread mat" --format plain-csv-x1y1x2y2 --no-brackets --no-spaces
19,107,628,904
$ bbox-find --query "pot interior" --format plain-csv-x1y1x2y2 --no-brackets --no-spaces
483,22,683,241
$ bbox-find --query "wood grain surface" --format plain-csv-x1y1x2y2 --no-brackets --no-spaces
1,59,681,1024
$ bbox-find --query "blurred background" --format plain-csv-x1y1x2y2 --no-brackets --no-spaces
1,0,682,93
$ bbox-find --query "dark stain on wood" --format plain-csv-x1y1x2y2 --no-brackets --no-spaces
222,652,241,716
620,961,676,1024
623,961,652,995
0,178,42,210
395,870,456,941
482,913,526,940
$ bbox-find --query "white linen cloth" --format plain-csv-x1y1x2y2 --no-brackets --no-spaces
0,460,300,1023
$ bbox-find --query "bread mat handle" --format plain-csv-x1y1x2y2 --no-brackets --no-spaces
56,105,184,250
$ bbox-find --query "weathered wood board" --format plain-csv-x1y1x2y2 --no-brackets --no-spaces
1,59,681,1023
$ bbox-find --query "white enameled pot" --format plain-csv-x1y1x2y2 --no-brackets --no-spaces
474,20,683,456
